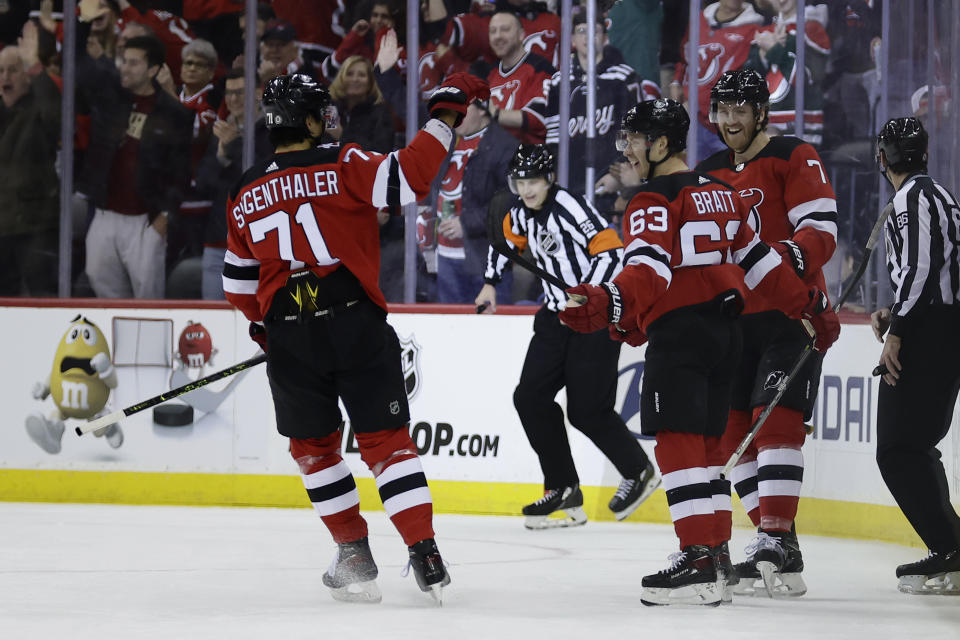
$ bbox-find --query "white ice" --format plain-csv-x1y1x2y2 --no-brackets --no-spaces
1,503,957,640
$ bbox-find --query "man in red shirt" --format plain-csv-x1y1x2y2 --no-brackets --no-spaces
223,72,488,604
483,10,554,144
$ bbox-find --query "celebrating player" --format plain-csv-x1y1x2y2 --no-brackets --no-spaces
559,99,839,606
475,144,660,529
222,72,489,604
696,69,840,597
872,117,960,595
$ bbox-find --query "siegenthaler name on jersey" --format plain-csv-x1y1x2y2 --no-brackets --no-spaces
235,170,341,218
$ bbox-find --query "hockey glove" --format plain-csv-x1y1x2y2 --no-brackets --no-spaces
558,283,623,334
800,288,840,352
427,72,490,127
249,321,268,352
610,325,647,347
774,240,806,278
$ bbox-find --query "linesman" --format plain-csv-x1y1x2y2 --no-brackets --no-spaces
872,117,960,595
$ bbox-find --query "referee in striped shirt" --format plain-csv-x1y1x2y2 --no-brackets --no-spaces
871,117,960,589
475,144,658,528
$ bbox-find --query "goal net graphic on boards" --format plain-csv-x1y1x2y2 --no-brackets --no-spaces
111,317,174,367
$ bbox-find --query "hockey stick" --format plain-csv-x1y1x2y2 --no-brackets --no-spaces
485,190,587,304
720,203,893,479
75,353,267,436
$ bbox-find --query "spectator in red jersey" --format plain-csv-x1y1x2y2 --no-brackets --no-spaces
270,0,346,60
440,0,561,70
116,0,195,86
481,10,554,144
670,0,764,162
320,0,397,83
183,0,244,64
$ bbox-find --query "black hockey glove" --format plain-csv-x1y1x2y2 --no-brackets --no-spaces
774,240,806,278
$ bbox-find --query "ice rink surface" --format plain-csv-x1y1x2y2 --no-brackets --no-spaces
1,503,957,640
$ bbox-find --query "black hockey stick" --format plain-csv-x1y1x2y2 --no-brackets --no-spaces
75,353,267,436
485,190,587,304
721,203,893,478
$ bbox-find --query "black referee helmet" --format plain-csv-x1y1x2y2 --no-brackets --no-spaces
508,144,556,194
877,117,928,175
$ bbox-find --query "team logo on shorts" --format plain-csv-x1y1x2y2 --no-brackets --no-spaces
398,334,423,402
763,370,786,391
536,227,561,255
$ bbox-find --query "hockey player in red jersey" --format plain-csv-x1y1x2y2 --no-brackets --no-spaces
558,99,839,606
222,72,489,604
696,69,840,598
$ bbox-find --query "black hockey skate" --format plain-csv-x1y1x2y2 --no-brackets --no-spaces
608,461,661,521
522,485,587,530
322,537,381,604
407,538,451,604
712,542,740,604
641,545,721,606
733,527,806,598
896,550,960,595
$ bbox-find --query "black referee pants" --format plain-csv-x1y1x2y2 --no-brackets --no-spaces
513,306,649,490
877,306,960,553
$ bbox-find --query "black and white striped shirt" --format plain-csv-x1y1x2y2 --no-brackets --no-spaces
884,173,960,336
485,185,623,311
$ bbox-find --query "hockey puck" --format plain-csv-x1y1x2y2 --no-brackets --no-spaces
153,404,194,426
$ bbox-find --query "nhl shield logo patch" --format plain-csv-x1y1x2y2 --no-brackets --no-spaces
536,227,561,255
398,334,423,401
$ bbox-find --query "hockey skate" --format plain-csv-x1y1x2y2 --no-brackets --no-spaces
322,537,382,604
896,550,960,595
712,542,739,604
25,412,64,455
733,528,806,598
641,545,721,606
608,461,661,521
522,486,587,530
406,538,450,605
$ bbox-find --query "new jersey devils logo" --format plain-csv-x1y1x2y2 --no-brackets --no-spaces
765,68,791,104
697,42,726,85
490,79,521,110
739,188,765,233
523,29,556,57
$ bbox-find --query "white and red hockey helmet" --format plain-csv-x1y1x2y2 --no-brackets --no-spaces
177,321,214,368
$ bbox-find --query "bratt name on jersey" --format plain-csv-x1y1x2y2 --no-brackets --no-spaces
690,190,737,215
233,170,341,223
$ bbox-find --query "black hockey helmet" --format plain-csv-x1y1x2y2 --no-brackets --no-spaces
261,73,332,130
876,117,928,175
507,144,556,194
617,98,690,155
709,69,770,128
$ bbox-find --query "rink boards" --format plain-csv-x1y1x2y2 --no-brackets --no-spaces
1,301,957,548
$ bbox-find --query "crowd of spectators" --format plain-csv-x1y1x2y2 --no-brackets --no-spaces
0,0,946,305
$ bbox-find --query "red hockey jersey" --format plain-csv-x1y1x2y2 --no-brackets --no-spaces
223,120,453,320
614,171,811,331
696,136,838,313
487,52,554,144
444,10,562,67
